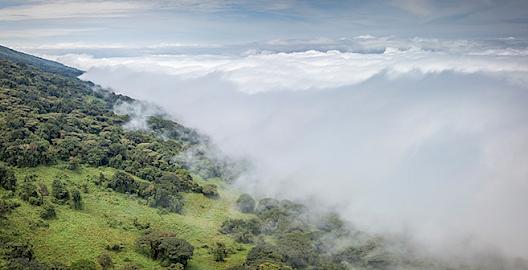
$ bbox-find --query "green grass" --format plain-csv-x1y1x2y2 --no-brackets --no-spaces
3,165,253,269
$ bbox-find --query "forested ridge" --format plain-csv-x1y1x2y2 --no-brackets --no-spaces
1,46,514,270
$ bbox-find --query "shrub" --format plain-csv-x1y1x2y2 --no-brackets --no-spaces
276,232,317,269
0,199,20,220
202,184,219,198
157,237,194,266
20,179,43,206
51,179,69,203
136,230,194,267
68,156,80,170
0,164,17,191
106,243,125,252
108,171,139,194
40,204,56,219
246,243,285,265
71,189,83,210
211,242,228,262
155,171,201,193
236,193,255,213
149,188,184,214
5,242,47,269
97,253,113,270
219,218,261,243
71,259,96,270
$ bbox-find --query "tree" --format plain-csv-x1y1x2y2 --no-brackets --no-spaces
0,164,17,191
68,156,80,170
202,184,219,198
219,218,261,244
1,199,19,220
71,189,83,210
157,237,194,266
246,243,285,265
97,253,113,270
149,188,184,214
51,179,69,203
211,242,228,262
236,193,255,213
20,175,43,206
108,171,139,194
40,203,56,219
136,231,194,266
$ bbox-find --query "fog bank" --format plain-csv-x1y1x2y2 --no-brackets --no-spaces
53,39,528,260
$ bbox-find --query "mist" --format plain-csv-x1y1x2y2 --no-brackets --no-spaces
52,38,528,262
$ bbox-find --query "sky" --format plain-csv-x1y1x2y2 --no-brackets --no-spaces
1,0,528,51
2,0,528,265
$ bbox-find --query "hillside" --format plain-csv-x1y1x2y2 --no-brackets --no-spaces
0,45,82,77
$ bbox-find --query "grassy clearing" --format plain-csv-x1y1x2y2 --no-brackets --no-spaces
3,165,253,269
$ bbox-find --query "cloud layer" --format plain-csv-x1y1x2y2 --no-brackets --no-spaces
53,38,528,259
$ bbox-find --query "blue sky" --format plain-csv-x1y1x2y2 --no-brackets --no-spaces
1,0,528,50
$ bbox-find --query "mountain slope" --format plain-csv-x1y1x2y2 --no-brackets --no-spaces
0,45,82,77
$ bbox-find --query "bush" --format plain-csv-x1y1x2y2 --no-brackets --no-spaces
149,188,184,214
211,242,228,262
0,199,20,220
136,231,194,266
155,171,201,193
71,189,83,210
106,243,125,252
20,179,43,206
51,179,69,203
202,184,219,198
236,193,255,213
246,243,285,265
5,242,47,270
108,171,139,194
68,156,80,170
276,232,317,269
40,204,56,219
97,253,113,270
71,259,96,270
0,164,17,191
219,218,261,243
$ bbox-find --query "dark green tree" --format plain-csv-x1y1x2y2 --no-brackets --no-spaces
0,164,17,191
51,179,69,203
236,193,255,213
71,189,83,210
211,242,228,262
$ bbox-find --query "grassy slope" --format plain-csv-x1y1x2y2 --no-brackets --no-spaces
2,165,253,269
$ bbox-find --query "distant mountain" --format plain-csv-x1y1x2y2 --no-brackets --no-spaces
0,44,82,77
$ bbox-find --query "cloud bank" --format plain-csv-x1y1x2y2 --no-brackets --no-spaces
53,38,528,260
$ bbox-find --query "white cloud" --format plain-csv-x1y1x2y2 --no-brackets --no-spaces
0,28,102,39
52,42,528,93
0,1,148,21
49,38,528,261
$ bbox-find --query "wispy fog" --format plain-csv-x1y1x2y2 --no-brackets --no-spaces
54,37,528,260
